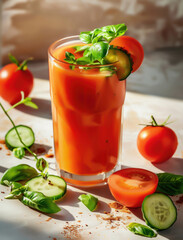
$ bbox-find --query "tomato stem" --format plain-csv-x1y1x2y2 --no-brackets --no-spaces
8,53,33,71
151,115,158,126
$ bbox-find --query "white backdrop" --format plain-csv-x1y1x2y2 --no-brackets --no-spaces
1,0,183,64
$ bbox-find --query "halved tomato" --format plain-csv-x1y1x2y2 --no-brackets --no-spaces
108,168,158,208
110,36,144,72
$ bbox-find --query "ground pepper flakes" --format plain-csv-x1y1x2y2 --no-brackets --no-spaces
0,140,5,144
176,195,183,204
108,202,131,213
62,223,83,240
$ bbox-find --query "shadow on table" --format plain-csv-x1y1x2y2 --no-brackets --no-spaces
0,166,8,173
59,187,111,215
30,143,52,156
15,98,52,120
0,220,49,240
49,206,75,221
153,157,183,175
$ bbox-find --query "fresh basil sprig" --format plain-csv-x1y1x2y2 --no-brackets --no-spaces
22,191,61,214
80,23,127,44
127,222,157,238
157,173,183,196
1,164,38,186
64,23,127,67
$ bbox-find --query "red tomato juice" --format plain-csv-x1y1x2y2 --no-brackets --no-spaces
48,39,126,186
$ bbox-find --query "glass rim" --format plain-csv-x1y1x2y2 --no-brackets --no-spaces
48,35,116,68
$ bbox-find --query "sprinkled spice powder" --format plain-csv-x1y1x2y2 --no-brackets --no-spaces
108,202,131,213
62,223,84,240
46,217,52,222
94,201,132,230
45,153,54,158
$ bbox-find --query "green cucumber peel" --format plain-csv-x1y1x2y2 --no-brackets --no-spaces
127,222,157,238
78,193,98,212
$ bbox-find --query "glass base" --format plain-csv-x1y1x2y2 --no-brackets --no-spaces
56,163,122,188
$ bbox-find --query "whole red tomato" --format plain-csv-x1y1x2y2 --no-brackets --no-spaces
0,55,33,105
110,36,144,72
137,116,178,163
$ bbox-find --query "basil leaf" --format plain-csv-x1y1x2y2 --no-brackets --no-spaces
64,51,76,64
5,185,26,199
157,173,183,196
11,181,23,190
80,23,127,45
113,23,127,36
127,223,157,238
13,147,25,159
80,31,92,43
76,56,91,65
69,65,75,70
90,42,109,62
4,181,25,199
23,98,38,109
74,45,89,53
0,164,38,185
22,191,61,213
78,193,98,211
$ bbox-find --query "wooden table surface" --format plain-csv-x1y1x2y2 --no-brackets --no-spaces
0,78,183,240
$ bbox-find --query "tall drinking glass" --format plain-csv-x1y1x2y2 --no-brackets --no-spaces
48,36,126,187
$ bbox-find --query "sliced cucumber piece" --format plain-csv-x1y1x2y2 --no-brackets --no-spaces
5,125,35,150
26,175,67,200
142,193,177,230
104,47,133,80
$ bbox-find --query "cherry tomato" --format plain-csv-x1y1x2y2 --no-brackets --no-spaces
0,60,33,105
110,36,144,72
108,168,158,208
137,125,178,163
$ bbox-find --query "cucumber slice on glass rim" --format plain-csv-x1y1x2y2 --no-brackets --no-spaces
142,193,177,230
5,125,35,150
26,175,67,201
104,47,133,80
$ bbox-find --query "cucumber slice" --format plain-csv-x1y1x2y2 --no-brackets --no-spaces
26,175,67,200
104,48,133,80
142,193,177,230
5,125,35,150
